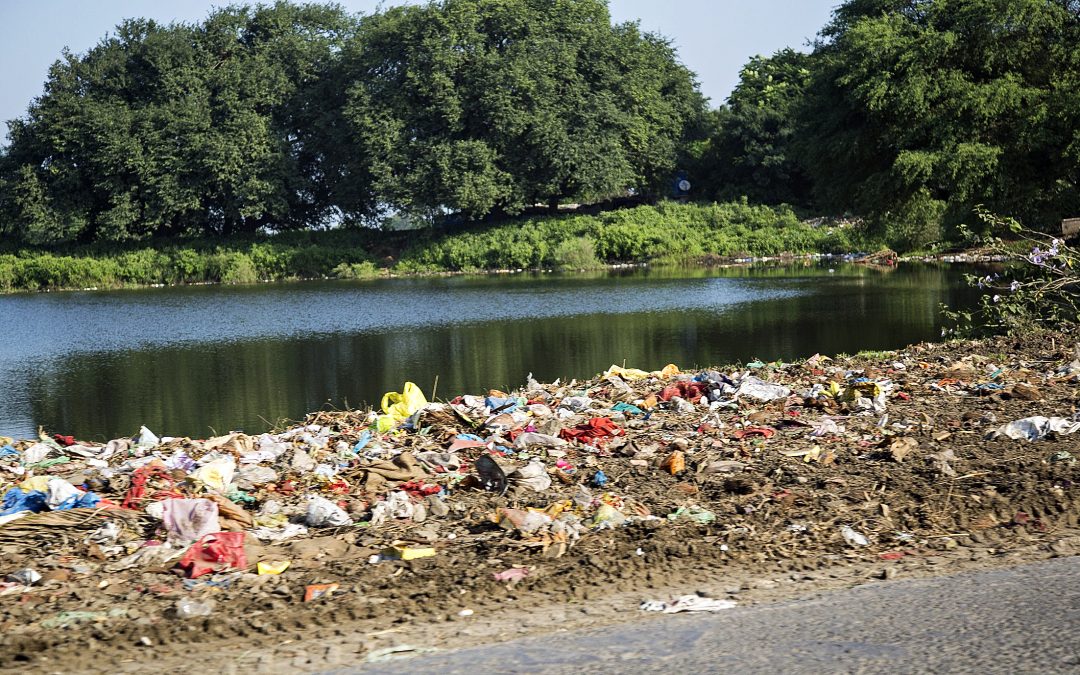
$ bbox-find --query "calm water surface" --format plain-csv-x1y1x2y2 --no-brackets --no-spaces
0,263,979,440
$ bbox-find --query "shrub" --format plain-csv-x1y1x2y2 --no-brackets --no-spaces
551,236,600,270
332,261,380,279
944,207,1078,336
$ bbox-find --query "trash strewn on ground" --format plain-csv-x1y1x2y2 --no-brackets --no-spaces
0,331,1078,668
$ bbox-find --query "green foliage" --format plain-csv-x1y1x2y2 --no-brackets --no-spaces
0,3,358,243
797,0,1080,243
396,201,864,271
551,237,600,270
337,0,706,221
693,49,814,207
868,188,946,252
332,261,381,280
9,0,1076,262
0,201,871,292
0,0,704,241
944,207,1079,336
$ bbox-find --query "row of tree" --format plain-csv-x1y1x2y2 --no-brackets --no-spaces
2,0,1079,249
0,0,704,244
697,0,1080,248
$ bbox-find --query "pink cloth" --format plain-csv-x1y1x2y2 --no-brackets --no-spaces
162,498,219,544
177,532,248,578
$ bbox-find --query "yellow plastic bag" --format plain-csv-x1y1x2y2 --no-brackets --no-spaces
192,457,236,492
659,364,681,378
257,560,291,575
603,363,680,380
603,365,650,381
376,382,428,432
18,476,50,493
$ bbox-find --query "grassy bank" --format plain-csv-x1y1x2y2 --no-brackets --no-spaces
0,201,872,292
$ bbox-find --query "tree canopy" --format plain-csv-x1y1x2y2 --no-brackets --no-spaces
0,0,704,243
0,2,357,244
3,0,1079,251
691,49,813,207
797,0,1080,246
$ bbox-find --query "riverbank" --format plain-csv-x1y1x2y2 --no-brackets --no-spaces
1,328,1078,672
0,201,868,293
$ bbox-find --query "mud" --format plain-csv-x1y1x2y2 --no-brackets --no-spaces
1,329,1079,673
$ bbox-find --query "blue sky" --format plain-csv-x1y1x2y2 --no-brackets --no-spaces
0,0,838,131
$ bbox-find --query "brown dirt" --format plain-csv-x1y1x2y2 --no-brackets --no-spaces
1,329,1079,673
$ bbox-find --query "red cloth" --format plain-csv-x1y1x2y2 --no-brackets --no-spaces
560,417,624,447
53,434,76,447
659,382,706,403
732,427,776,439
177,532,248,578
399,480,442,497
122,465,182,509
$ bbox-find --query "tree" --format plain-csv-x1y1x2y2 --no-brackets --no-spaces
797,0,1080,248
0,2,357,244
335,0,705,222
694,49,814,207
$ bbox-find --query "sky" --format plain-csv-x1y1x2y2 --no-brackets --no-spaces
0,0,839,132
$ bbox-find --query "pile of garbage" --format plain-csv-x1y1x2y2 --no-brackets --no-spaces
1,332,1078,660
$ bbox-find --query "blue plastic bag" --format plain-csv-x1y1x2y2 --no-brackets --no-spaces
1,488,48,516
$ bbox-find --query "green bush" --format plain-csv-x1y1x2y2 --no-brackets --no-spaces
552,236,600,269
332,261,380,279
0,200,877,293
944,208,1079,336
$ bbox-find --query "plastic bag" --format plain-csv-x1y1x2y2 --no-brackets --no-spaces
305,495,353,527
136,425,160,449
192,456,236,492
511,461,552,492
236,465,278,490
514,432,566,450
0,487,47,516
475,455,507,495
162,498,220,544
176,532,247,578
45,478,82,509
22,443,51,464
736,376,791,402
990,416,1080,442
377,382,428,432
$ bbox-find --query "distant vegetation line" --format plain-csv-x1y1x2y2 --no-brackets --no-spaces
0,0,1077,255
0,201,867,292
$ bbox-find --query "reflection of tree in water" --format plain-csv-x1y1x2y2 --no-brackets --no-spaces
23,266,978,440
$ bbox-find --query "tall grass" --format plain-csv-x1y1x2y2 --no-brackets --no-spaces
395,201,866,272
0,201,873,292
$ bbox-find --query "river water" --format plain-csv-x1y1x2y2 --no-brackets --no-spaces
0,263,979,440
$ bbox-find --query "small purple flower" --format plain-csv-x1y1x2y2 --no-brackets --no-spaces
1010,280,1020,292
992,294,1001,303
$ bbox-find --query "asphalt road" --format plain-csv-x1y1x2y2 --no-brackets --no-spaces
358,556,1080,674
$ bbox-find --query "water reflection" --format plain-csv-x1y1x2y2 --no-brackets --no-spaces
1,263,979,440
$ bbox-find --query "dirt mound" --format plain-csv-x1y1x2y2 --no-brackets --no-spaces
1,329,1078,672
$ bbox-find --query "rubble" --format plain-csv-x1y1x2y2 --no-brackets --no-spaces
0,330,1078,668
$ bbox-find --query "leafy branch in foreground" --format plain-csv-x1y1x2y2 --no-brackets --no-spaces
944,207,1078,337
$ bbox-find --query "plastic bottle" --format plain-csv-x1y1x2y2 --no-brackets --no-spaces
175,598,215,618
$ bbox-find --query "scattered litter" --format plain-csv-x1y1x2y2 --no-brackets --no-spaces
641,595,737,613
989,416,1080,441
303,583,340,602
841,525,870,547
0,334,1076,659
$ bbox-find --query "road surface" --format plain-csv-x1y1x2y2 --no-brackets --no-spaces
355,556,1080,674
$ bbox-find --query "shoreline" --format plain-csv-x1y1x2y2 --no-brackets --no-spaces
1,329,1078,671
0,250,994,297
